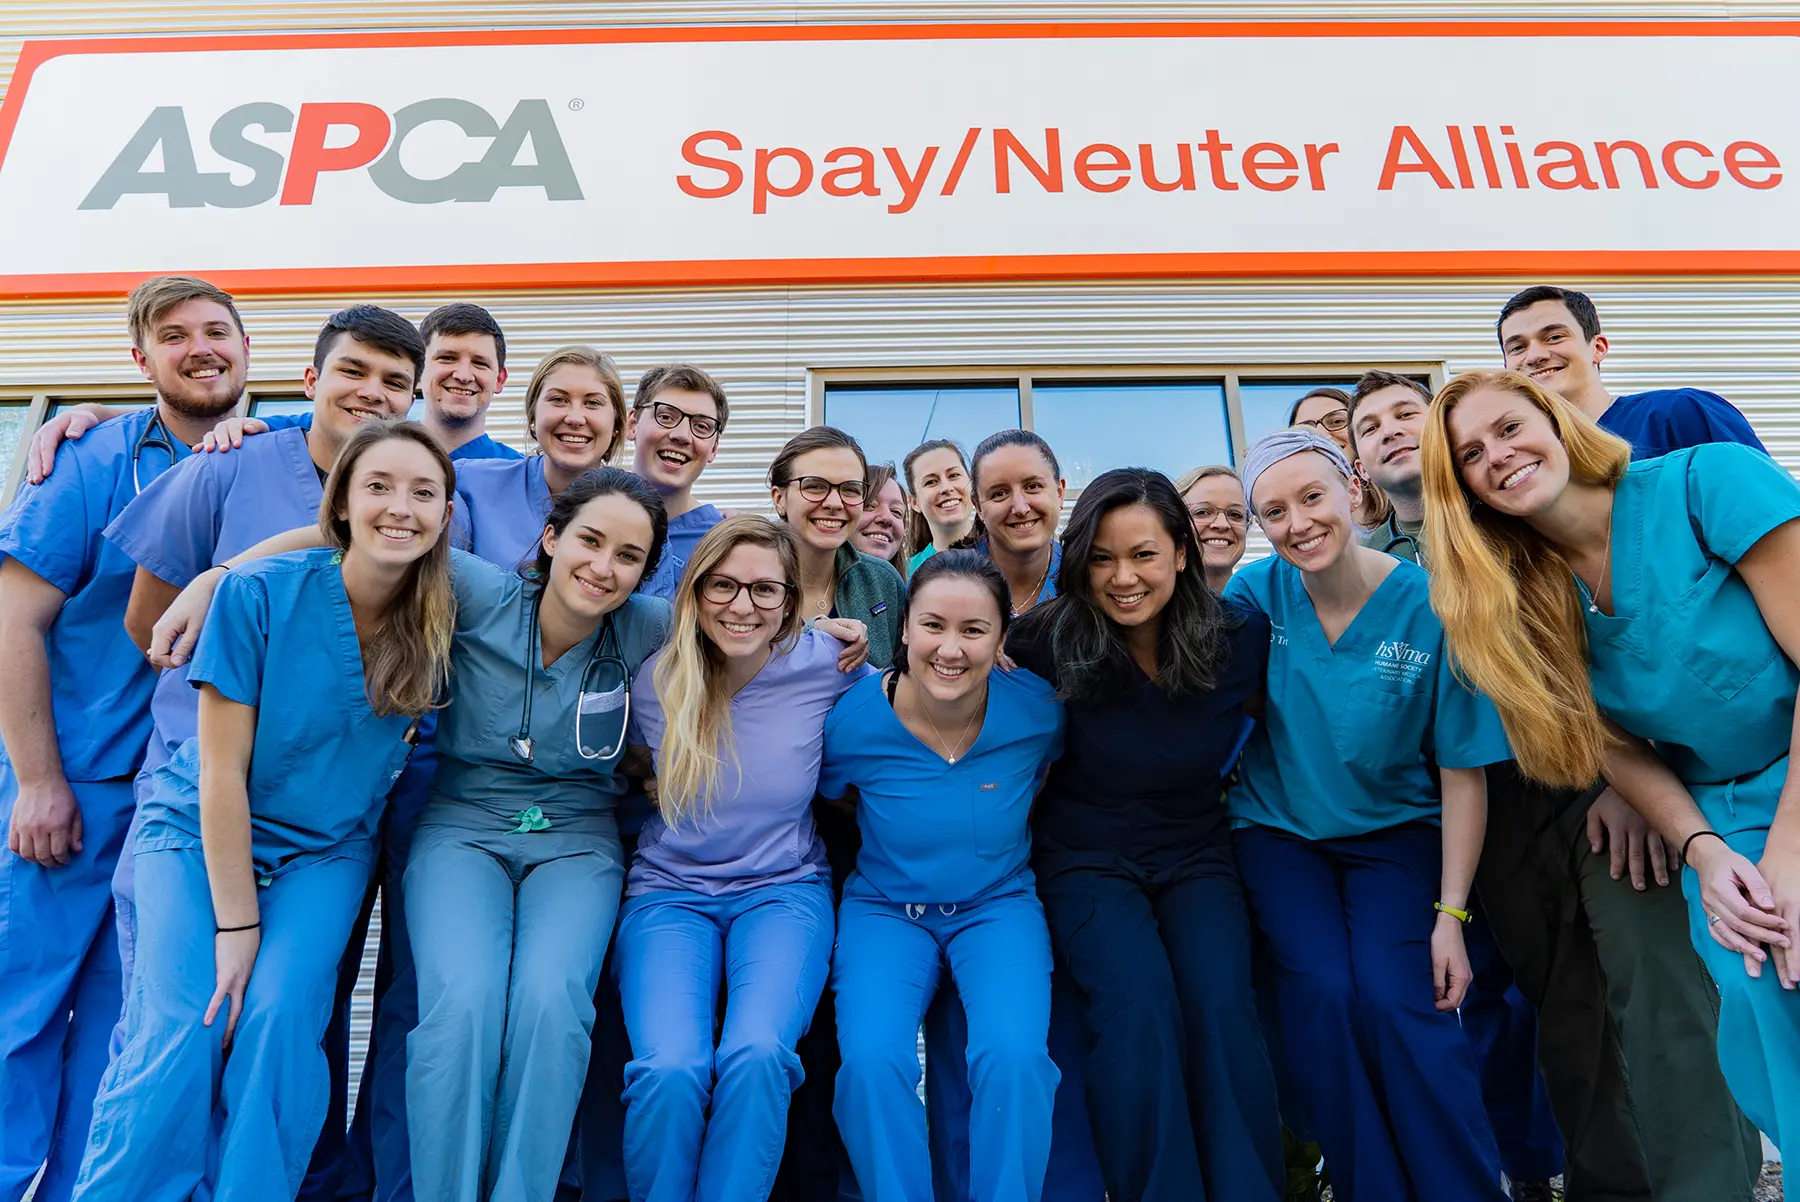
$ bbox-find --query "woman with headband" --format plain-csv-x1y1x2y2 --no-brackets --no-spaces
1226,428,1510,1201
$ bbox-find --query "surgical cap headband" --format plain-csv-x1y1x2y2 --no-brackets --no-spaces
1241,428,1355,508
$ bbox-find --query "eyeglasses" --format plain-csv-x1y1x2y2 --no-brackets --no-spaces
639,400,721,441
700,574,793,610
1295,409,1351,434
1188,504,1250,526
788,476,866,505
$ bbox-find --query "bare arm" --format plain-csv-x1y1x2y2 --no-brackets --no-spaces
148,526,329,669
0,559,82,866
124,567,182,657
197,684,261,1045
1432,765,1486,1011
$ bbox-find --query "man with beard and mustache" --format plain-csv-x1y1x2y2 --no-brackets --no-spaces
0,276,248,1202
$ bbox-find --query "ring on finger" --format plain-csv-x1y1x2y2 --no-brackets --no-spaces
1708,913,1722,926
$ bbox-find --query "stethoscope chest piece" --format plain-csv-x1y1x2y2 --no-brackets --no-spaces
509,735,535,764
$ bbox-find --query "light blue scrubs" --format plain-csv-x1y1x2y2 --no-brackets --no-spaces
74,550,419,1201
258,412,521,464
449,456,553,570
404,552,669,1202
1225,556,1511,1202
617,630,866,1202
101,423,326,1024
820,667,1064,1202
0,409,187,1202
1579,443,1800,1152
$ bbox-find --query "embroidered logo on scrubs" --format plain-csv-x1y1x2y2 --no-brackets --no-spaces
1270,622,1289,647
870,602,888,616
1374,640,1432,685
980,783,997,791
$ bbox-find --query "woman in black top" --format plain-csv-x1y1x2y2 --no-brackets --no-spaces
1008,468,1282,1202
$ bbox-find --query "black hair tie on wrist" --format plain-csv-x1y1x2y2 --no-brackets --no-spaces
1681,830,1726,864
216,920,261,934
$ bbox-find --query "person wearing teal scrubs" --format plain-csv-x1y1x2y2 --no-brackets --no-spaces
901,440,974,575
0,276,243,1202
451,346,627,569
1226,429,1510,1202
821,550,1065,1202
1425,368,1800,1156
72,422,455,1201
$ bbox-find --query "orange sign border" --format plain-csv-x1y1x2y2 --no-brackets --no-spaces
2,21,1797,299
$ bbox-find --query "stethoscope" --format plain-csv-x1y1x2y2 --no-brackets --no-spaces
1374,516,1422,564
131,410,180,497
508,586,631,765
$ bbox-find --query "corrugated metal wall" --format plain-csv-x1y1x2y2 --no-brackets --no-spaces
5,278,1799,502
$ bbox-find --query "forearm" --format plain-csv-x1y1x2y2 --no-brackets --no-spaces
198,691,259,928
0,626,64,786
1602,731,1710,848
1767,682,1800,853
1437,766,1487,910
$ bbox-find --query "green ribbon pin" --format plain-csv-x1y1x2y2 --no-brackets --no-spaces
510,805,551,834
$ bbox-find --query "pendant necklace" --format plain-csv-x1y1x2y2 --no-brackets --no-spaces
921,693,982,765
1012,558,1053,617
1579,509,1614,614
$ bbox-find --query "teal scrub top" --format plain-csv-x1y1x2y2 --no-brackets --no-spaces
1582,444,1800,794
1225,555,1511,841
430,551,671,823
140,549,417,876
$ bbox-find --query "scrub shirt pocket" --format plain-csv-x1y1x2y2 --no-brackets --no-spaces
1332,684,1429,771
1668,570,1783,703
970,767,1036,862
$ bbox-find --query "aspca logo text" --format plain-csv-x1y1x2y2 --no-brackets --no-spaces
81,99,582,210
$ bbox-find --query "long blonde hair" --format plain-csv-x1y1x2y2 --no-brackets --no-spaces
653,516,803,826
1421,370,1631,787
319,420,457,718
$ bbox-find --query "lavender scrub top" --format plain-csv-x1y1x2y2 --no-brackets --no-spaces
626,628,868,896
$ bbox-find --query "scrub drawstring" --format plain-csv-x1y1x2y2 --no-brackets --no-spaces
511,806,552,834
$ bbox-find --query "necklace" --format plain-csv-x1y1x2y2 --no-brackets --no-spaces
1011,557,1052,617
1578,508,1614,614
919,689,983,764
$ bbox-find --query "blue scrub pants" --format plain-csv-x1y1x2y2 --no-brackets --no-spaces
0,772,132,1202
923,970,1104,1202
832,878,1059,1202
617,880,835,1202
1034,843,1284,1202
1687,765,1800,1156
75,842,372,1201
1233,822,1507,1202
1458,906,1564,1185
404,811,624,1202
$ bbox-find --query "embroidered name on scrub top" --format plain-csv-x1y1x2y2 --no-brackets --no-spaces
818,665,1064,905
1224,555,1511,842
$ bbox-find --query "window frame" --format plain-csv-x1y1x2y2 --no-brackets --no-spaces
0,382,308,505
809,362,1447,474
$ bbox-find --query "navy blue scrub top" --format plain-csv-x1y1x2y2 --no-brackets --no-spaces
1007,602,1270,859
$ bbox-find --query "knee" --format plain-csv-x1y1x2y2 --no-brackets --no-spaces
627,1042,715,1109
836,1022,917,1089
965,1025,1054,1084
1279,963,1359,1030
416,970,502,1039
717,1029,801,1091
509,965,593,1036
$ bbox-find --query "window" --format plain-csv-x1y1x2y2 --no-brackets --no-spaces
0,401,37,501
814,366,1441,496
249,396,313,419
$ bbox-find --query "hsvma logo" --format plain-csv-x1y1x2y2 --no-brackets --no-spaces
81,99,583,209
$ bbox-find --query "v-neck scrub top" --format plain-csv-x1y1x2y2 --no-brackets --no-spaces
627,629,869,897
818,666,1064,904
449,456,554,570
1582,444,1800,800
136,549,417,876
429,550,671,824
1225,556,1510,841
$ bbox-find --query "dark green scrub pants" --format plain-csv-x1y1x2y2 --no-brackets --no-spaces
1475,764,1763,1202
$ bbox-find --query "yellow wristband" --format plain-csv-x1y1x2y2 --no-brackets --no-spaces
1434,902,1472,924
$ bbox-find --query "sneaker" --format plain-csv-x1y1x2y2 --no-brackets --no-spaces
1510,1181,1559,1202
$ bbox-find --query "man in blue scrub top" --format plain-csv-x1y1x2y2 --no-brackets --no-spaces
102,304,424,1200
1496,285,1765,460
0,276,246,1202
1350,369,1763,1201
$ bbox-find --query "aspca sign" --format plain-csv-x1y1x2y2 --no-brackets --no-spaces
81,99,582,209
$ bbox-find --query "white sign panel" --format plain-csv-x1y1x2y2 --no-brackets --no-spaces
0,24,1795,296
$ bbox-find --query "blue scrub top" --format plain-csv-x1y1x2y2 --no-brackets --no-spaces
105,424,327,775
819,665,1064,904
1225,555,1511,841
973,538,1063,606
1583,444,1800,791
1599,388,1765,462
138,549,417,875
640,503,725,601
0,408,190,781
430,550,670,821
1008,600,1268,857
449,456,552,570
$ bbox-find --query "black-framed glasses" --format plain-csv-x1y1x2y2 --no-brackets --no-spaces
1188,504,1250,526
790,476,866,505
1295,409,1350,434
700,574,793,610
639,400,721,441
